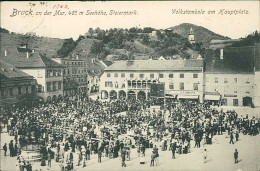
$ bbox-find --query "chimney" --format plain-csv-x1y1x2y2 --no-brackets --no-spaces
32,49,35,53
91,58,94,63
4,50,7,57
220,49,223,59
26,52,29,58
76,54,79,60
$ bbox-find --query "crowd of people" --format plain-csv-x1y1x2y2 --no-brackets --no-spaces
1,96,259,170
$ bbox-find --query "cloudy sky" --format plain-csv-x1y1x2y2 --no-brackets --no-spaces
1,1,259,39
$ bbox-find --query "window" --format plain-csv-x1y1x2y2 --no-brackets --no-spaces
193,83,198,90
234,90,237,94
107,73,111,77
130,74,134,78
246,78,250,84
115,82,119,88
47,82,51,92
169,74,174,78
159,74,164,78
140,74,144,78
224,78,228,83
26,87,29,93
150,74,154,78
234,78,238,83
121,73,125,78
122,84,125,88
38,85,42,92
9,88,13,96
105,81,113,87
246,90,250,94
18,87,22,95
180,74,184,78
58,82,62,90
180,83,184,90
114,73,118,77
169,84,174,90
215,77,218,83
1,89,5,97
193,74,198,78
233,99,238,106
53,82,57,91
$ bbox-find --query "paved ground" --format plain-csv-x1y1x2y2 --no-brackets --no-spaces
1,106,259,171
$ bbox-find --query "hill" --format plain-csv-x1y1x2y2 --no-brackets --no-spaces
0,32,65,58
169,23,230,47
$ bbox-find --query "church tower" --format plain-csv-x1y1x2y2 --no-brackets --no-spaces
188,27,195,44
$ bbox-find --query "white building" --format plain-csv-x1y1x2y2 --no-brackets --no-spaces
1,46,64,102
100,59,204,103
204,46,256,106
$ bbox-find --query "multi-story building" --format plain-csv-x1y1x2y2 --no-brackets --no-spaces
204,46,255,106
100,59,204,103
52,55,88,97
0,59,37,108
1,45,64,102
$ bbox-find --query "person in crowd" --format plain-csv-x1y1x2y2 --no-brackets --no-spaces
9,140,14,157
150,151,155,167
234,149,239,164
230,132,234,144
47,152,51,167
98,149,102,163
3,143,7,156
121,150,126,167
171,141,177,159
236,131,239,142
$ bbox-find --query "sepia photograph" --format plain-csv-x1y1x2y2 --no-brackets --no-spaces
0,1,259,171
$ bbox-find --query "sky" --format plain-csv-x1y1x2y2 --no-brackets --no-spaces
1,1,259,40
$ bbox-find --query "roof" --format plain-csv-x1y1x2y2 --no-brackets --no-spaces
204,46,255,73
1,47,63,68
0,59,33,79
101,60,113,67
105,59,203,71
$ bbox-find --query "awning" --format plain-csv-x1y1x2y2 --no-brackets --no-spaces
204,95,220,101
165,94,177,98
178,95,199,99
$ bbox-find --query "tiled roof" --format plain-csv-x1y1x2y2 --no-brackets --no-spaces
0,59,32,79
204,46,255,73
0,47,63,68
104,59,203,71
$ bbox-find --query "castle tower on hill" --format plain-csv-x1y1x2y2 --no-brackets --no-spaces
188,27,195,44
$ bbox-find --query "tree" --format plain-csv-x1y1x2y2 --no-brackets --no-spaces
90,41,105,58
88,28,94,37
57,38,76,57
143,27,154,33
142,34,150,45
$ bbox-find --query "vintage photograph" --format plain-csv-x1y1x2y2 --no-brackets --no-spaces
0,1,259,171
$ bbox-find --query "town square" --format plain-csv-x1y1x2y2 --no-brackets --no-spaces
1,1,260,171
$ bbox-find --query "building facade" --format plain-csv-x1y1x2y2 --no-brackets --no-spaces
0,60,37,108
100,59,204,103
1,46,64,102
204,46,256,107
52,56,88,97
